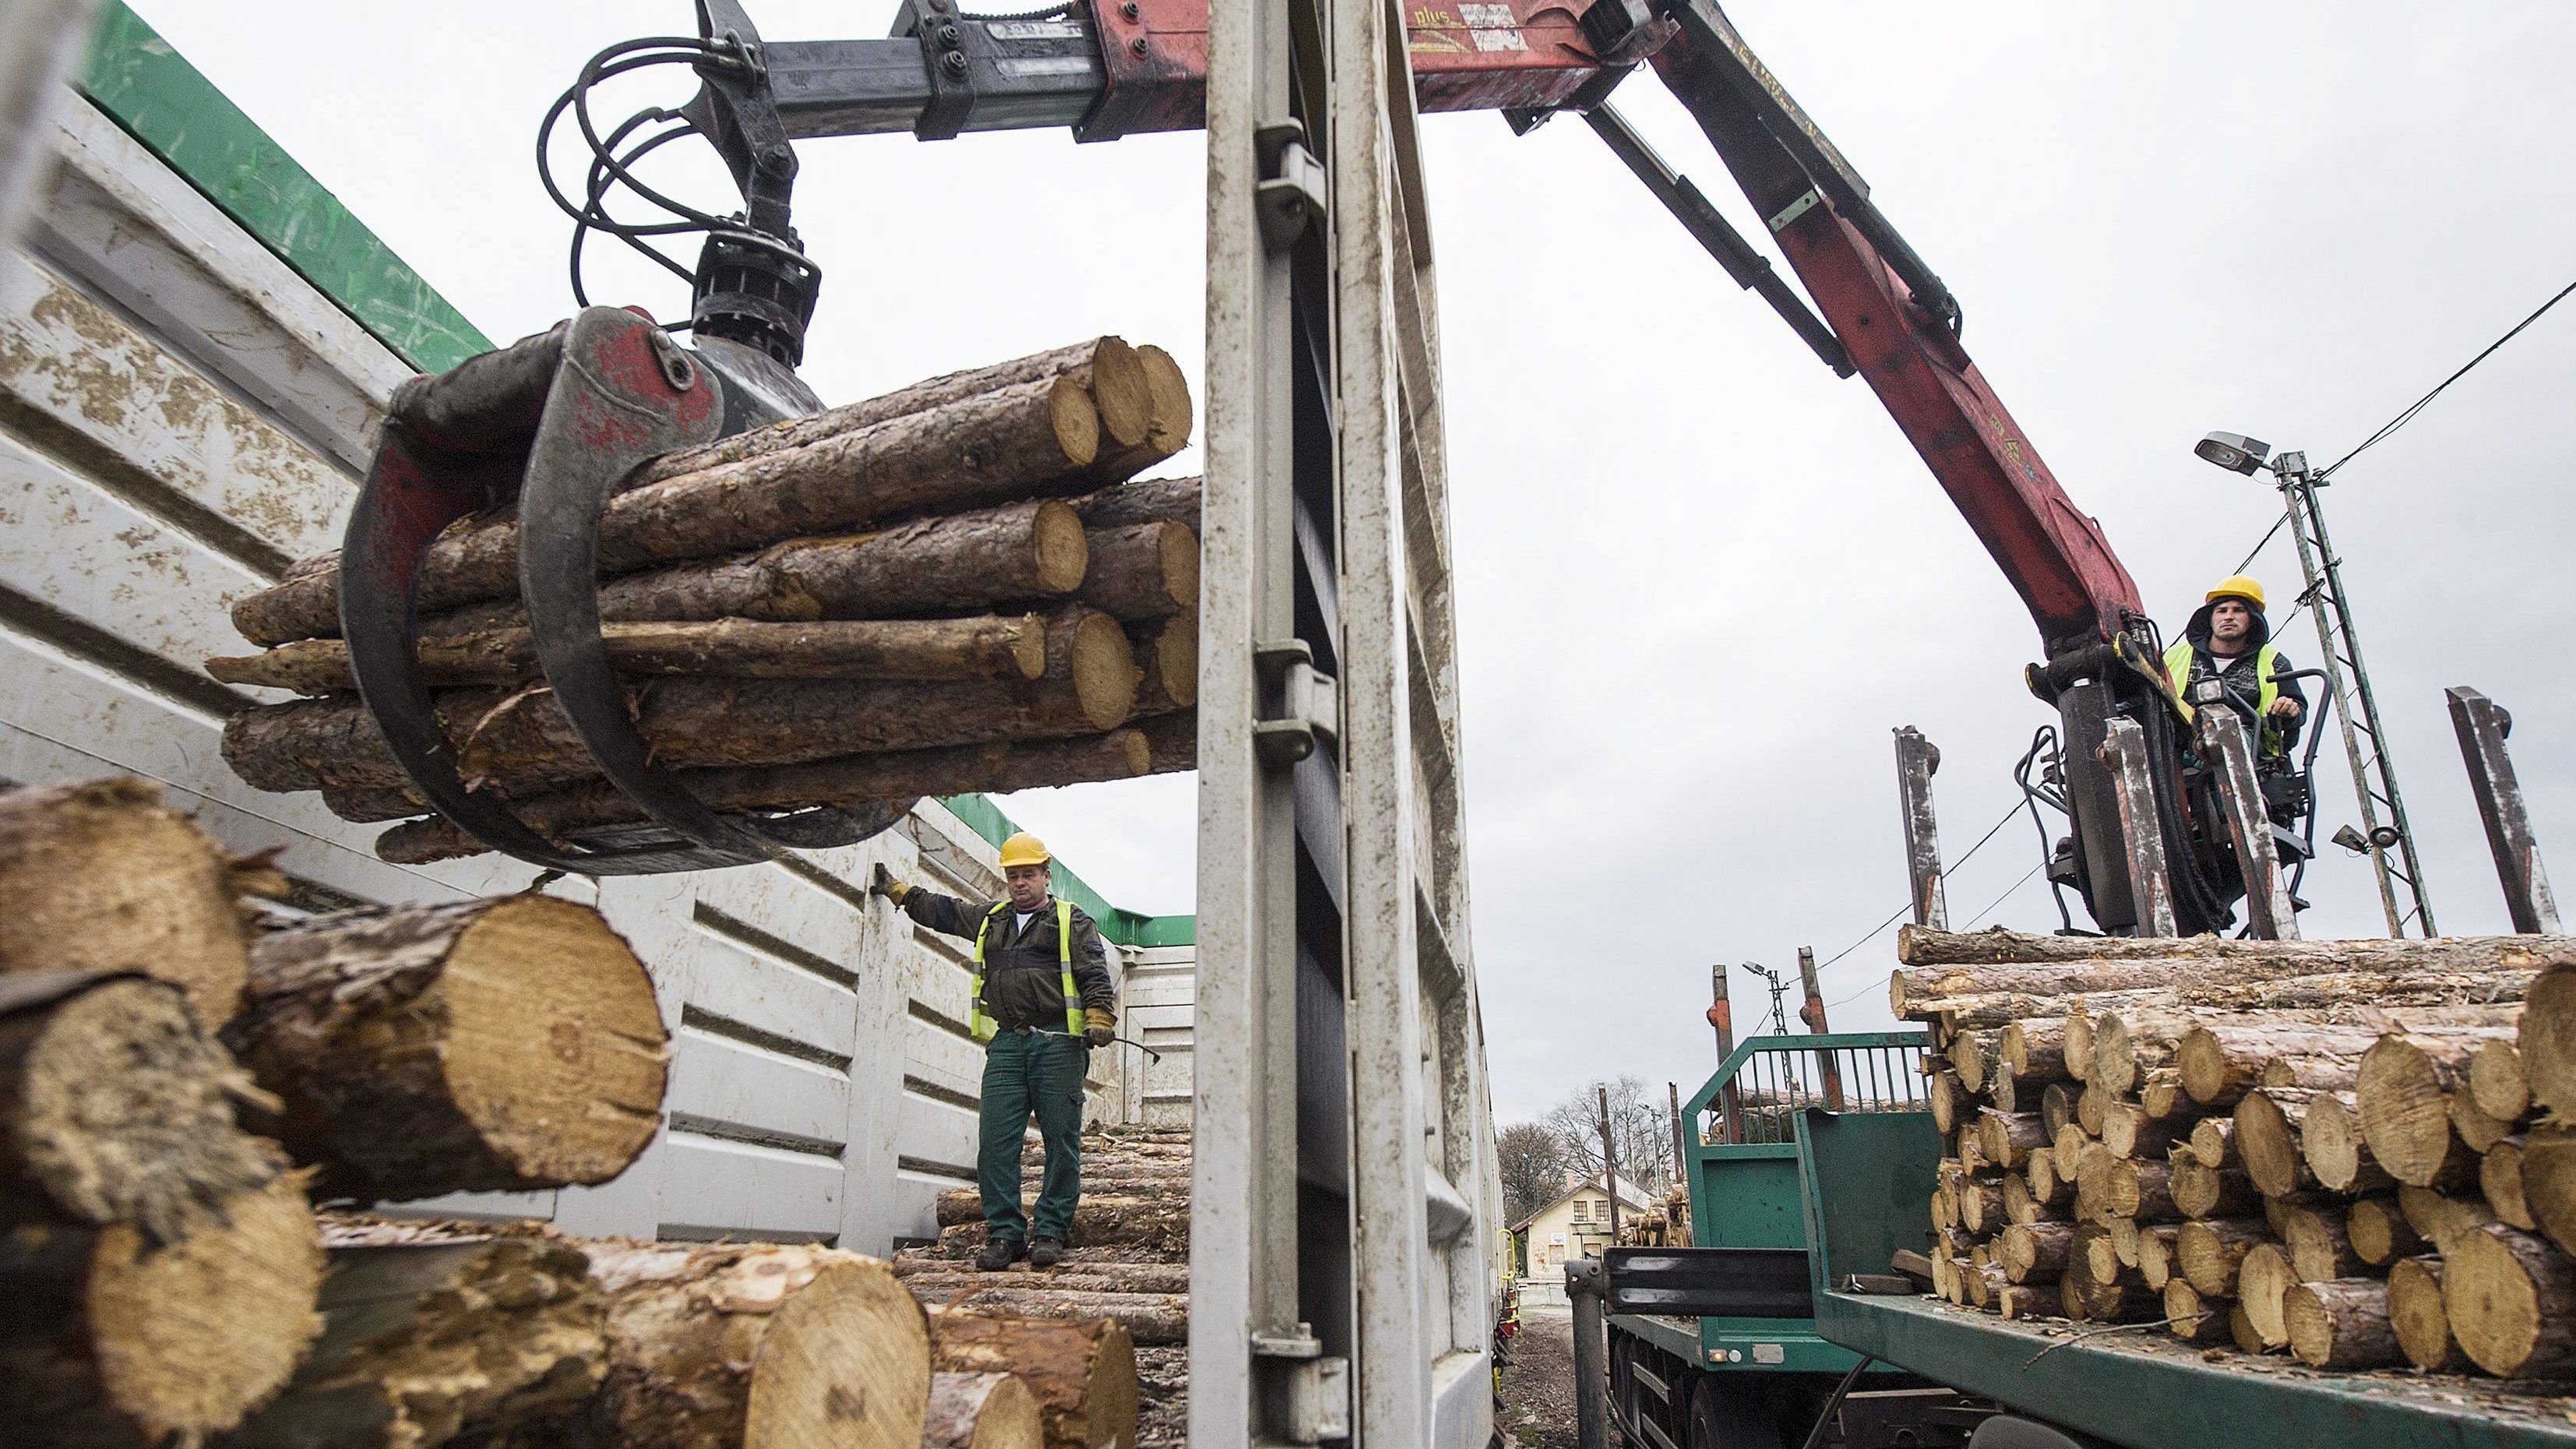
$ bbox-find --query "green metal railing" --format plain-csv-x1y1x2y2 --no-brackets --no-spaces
1684,1030,1931,1147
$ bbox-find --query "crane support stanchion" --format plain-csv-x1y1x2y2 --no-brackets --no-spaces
2099,718,2178,936
2198,708,2298,940
1797,945,1847,1109
1598,1083,1623,1243
2448,686,2563,934
1708,964,1743,1144
1894,726,1949,929
1669,1081,1690,1195
1568,1256,1610,1449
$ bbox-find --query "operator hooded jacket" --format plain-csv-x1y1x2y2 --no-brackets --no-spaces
2168,598,2310,757
901,887,1116,1034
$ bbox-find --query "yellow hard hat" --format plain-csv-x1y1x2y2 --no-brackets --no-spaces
997,832,1052,869
2204,574,2267,611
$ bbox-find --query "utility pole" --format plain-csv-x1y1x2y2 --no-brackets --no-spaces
2273,450,2437,937
1598,1083,1622,1244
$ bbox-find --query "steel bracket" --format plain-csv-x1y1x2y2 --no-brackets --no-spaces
1253,638,1337,768
1254,119,1327,252
1251,1326,1348,1444
900,0,980,139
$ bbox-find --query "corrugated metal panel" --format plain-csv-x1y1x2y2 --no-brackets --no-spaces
2,91,1192,1255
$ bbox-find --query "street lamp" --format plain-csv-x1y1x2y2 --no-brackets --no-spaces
2193,430,2434,937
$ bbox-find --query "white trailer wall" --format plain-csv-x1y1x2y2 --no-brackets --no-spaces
2,21,1191,1253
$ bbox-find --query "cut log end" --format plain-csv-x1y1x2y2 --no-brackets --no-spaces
2443,1224,2576,1378
0,777,250,1025
2387,1256,2464,1371
931,1310,1136,1449
742,1258,933,1449
926,1370,1042,1449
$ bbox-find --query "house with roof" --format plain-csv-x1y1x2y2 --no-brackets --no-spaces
1510,1172,1655,1302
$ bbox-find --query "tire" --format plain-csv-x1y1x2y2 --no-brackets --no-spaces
1686,1377,1787,1449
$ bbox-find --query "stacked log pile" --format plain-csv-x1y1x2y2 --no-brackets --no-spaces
206,338,1203,863
897,1126,1192,1448
1898,925,2576,1382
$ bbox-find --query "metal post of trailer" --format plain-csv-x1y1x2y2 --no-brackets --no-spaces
1797,945,1846,1109
1197,0,1496,1441
2197,709,2297,940
2099,718,2177,936
1894,726,1948,929
2447,687,2561,934
1567,1257,1610,1449
1707,964,1743,1144
1598,1083,1622,1243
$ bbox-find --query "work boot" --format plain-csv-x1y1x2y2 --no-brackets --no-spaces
1030,1238,1066,1269
975,1237,1023,1272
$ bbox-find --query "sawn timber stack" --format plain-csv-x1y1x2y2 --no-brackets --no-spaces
1896,923,2576,1388
206,338,1201,864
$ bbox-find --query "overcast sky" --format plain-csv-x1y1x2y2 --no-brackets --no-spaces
150,2,2574,1123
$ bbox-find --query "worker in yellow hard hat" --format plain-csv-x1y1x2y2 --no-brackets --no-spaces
870,830,1117,1271
2163,574,2309,763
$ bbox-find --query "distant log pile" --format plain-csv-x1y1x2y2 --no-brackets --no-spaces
1901,924,2576,1380
207,338,1201,862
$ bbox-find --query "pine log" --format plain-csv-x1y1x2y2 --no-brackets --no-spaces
1929,1177,1958,1234
1929,1239,1958,1303
2186,1117,2235,1171
2348,1197,2422,1267
639,339,1156,487
2000,1019,2065,1080
942,1288,1186,1347
2451,1089,2519,1156
1066,474,1200,533
2000,1172,2040,1226
2227,1303,2268,1355
2285,1278,2401,1369
226,897,668,1202
220,1225,604,1449
0,1173,322,1444
2359,1025,2521,1188
929,1310,1137,1449
2137,1224,2180,1292
0,971,279,1244
924,1372,1042,1449
210,614,1055,696
230,377,1105,647
1976,1110,2048,1171
2470,1038,2531,1123
2076,1081,2109,1137
0,778,252,1026
2169,1160,2257,1221
2060,1010,2098,1090
2387,1255,2468,1371
1965,1261,2007,1310
2140,1070,2186,1122
2233,1088,2318,1198
1077,344,1190,486
566,1243,929,1449
2080,1156,2177,1225
1959,1179,2007,1238
2109,1216,2143,1269
1927,1071,1963,1137
435,501,1091,640
2296,1092,2393,1196
224,609,1140,800
2162,1279,2231,1343
1129,612,1196,714
2443,1222,2576,1377
371,728,1155,866
2099,1103,2180,1162
2514,1121,2576,1257
2024,1150,2067,1212
1947,1031,1992,1094
2278,1203,2363,1282
2039,1083,2077,1141
1996,1282,2053,1320
2085,1010,2183,1095
2483,1135,2539,1232
2235,1242,2296,1349
2396,1190,2494,1266
1075,522,1196,621
2060,1224,2153,1323
1895,925,2575,968
2177,1218,2268,1297
893,1264,1192,1297
932,1197,1189,1257
2178,1021,2376,1107
2050,1124,2089,1185
2523,962,2576,1117
2000,1221,2074,1283
1912,967,2543,1035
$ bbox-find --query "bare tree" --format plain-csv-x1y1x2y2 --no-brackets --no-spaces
1496,1122,1569,1225
1540,1076,1673,1197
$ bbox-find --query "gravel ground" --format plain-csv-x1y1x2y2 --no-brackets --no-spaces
1497,1303,1580,1449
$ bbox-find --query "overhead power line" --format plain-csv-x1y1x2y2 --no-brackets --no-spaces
1812,796,2027,999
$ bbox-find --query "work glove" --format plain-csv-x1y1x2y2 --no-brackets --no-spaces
869,862,911,904
1084,1007,1116,1047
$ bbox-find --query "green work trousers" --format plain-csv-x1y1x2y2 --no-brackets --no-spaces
978,1029,1089,1245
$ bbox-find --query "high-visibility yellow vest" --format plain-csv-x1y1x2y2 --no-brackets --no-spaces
2165,640,2285,754
970,898,1084,1043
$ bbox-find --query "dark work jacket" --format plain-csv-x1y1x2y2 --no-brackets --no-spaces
2176,599,2309,756
903,888,1116,1031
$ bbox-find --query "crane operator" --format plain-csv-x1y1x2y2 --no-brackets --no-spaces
2165,574,2309,775
872,833,1118,1271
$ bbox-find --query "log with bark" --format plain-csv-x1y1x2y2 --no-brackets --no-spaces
2357,1023,2521,1189
2284,1278,2401,1369
2233,1088,2321,1199
556,1243,930,1449
1067,475,1200,533
2513,1121,2576,1257
2442,1223,2576,1378
224,608,1141,802
229,376,1108,647
2387,1254,2469,1371
2470,1038,2530,1123
2296,1092,2392,1196
893,1263,1192,1297
924,1371,1042,1449
929,1310,1136,1449
2162,1280,2232,1344
2177,1219,2268,1298
2234,1242,2297,1349
371,728,1161,866
1895,925,2574,969
2347,1197,2422,1266
225,896,668,1203
1074,522,1196,622
932,1190,1189,1257
2520,962,2576,1118
217,1222,605,1449
941,1287,1186,1347
0,778,254,1026
1129,612,1197,714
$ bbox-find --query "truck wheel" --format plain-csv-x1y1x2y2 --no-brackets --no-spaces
1686,1379,1785,1449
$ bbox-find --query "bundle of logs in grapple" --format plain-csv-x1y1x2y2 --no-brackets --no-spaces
206,337,1200,864
1895,924,2576,1380
0,777,1137,1449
